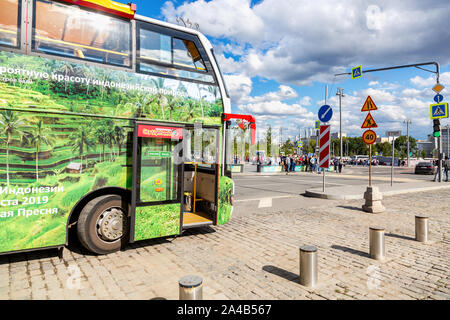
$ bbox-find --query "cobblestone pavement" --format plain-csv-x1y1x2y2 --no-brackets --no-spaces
0,190,449,300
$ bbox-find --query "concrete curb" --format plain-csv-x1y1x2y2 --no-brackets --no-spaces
305,183,450,200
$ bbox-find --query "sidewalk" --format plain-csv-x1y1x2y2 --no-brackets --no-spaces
305,181,450,200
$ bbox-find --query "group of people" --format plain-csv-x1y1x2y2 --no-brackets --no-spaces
278,155,344,174
433,156,450,182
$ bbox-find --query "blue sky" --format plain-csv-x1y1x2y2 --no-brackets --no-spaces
122,0,450,141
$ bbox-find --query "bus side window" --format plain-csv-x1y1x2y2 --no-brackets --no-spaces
173,38,206,71
137,22,215,84
0,0,21,49
32,0,131,67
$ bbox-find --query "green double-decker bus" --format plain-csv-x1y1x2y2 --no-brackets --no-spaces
0,0,248,255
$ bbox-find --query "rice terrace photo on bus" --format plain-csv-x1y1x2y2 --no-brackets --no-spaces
0,0,254,256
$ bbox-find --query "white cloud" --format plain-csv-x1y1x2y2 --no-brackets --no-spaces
163,0,450,85
223,73,252,104
299,96,312,106
238,100,313,117
162,0,264,43
161,0,450,139
245,85,298,104
410,72,450,91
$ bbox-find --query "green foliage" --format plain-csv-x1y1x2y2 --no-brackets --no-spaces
134,204,180,241
266,126,272,157
375,141,392,156
280,138,295,155
217,176,233,225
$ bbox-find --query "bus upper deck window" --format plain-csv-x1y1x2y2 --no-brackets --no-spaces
173,38,206,71
33,0,131,67
139,29,171,64
0,0,20,48
138,23,214,84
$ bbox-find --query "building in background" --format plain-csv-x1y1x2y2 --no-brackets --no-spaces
331,132,347,139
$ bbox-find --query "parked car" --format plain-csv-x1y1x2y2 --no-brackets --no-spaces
414,162,435,174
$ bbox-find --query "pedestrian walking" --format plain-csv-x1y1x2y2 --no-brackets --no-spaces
338,158,343,173
433,159,445,182
285,156,290,175
444,156,449,182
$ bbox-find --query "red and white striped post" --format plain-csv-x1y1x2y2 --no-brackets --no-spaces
319,125,330,191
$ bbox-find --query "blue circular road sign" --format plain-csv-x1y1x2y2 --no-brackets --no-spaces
434,94,444,103
318,104,333,122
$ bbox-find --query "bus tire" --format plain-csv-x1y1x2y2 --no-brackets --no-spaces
77,194,129,255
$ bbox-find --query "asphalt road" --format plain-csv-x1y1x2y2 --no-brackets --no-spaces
231,165,439,216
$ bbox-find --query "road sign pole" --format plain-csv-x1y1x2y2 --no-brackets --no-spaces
323,167,325,192
438,135,442,182
445,126,450,157
391,137,394,186
369,144,372,187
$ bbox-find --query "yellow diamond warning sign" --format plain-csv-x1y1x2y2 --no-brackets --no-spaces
361,112,378,128
361,96,378,112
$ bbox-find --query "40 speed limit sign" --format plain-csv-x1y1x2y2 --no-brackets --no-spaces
362,129,377,144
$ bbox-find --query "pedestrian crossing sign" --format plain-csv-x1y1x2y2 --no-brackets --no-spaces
351,65,362,79
430,102,448,119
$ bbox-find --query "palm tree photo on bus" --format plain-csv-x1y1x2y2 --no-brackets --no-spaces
196,83,205,118
57,62,74,93
70,124,93,174
94,125,108,163
26,120,55,181
184,99,196,122
166,94,178,120
151,78,167,119
114,124,125,160
0,109,26,186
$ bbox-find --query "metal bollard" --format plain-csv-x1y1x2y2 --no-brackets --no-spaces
369,227,385,260
299,245,318,287
415,215,429,242
179,275,203,300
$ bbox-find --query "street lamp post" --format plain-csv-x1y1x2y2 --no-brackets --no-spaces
336,88,345,163
403,120,412,166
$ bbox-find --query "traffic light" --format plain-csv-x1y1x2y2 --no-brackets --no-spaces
433,119,441,137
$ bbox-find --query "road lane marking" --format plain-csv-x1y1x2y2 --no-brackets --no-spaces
258,198,272,208
235,195,296,203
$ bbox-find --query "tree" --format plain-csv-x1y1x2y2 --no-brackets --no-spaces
58,62,74,93
70,125,93,173
265,126,272,157
94,126,108,162
25,120,54,181
166,95,178,120
347,137,367,155
394,135,417,158
0,110,27,186
304,140,316,154
114,125,126,158
375,142,392,157
151,78,167,119
184,99,196,121
280,138,295,155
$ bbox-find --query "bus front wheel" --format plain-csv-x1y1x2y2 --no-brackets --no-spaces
77,194,129,255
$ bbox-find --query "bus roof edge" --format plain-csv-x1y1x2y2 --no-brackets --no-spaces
59,0,136,19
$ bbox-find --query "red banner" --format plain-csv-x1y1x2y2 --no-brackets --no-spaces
137,125,183,139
